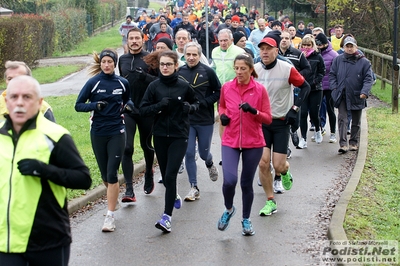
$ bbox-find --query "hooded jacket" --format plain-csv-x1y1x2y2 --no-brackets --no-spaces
319,42,338,90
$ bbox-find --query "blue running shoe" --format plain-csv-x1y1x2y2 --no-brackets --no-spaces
217,206,236,231
241,218,255,236
174,194,182,209
155,214,171,233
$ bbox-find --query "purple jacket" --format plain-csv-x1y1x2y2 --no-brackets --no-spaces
320,42,338,90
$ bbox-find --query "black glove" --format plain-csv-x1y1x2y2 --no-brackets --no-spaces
96,101,108,111
183,102,196,114
18,159,47,177
285,109,298,125
220,114,230,126
157,97,170,111
239,102,257,115
199,99,208,108
122,100,137,114
135,67,147,80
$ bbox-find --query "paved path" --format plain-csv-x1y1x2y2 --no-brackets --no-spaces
37,53,360,265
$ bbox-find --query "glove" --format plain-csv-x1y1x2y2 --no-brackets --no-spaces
220,114,230,126
157,97,170,111
18,159,47,177
183,102,196,114
239,102,257,115
135,67,147,80
199,99,208,108
285,109,298,125
96,101,108,111
122,100,137,114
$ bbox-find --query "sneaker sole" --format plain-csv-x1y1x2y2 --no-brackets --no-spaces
259,209,277,216
273,189,284,194
282,176,293,190
155,223,171,233
121,197,136,203
217,207,236,231
102,226,115,232
144,180,155,195
184,196,200,201
242,230,255,236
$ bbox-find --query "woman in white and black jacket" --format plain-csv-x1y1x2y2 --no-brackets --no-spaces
140,50,199,233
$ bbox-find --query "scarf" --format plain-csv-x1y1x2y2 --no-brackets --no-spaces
159,71,179,85
300,47,314,58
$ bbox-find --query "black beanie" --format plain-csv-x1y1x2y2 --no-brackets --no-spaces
315,33,329,46
156,37,174,50
233,31,246,45
264,30,282,47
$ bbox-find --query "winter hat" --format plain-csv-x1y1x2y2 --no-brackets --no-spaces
271,20,282,28
233,31,246,45
263,30,282,47
231,15,240,23
99,49,118,66
156,37,174,50
314,33,329,46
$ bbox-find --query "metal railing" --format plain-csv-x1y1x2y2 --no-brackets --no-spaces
358,46,400,113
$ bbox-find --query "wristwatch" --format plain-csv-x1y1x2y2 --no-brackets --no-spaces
291,105,300,112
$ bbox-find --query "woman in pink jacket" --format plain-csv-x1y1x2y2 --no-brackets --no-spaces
217,53,272,236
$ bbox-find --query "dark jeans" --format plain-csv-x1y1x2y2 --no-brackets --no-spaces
0,245,70,266
154,136,188,216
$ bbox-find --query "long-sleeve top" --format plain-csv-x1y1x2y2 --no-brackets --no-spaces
75,71,130,136
219,77,272,149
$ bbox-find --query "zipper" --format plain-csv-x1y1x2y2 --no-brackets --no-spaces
7,134,18,252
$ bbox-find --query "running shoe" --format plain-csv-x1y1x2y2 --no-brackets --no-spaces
338,146,348,153
217,206,236,231
102,215,115,232
207,164,218,182
174,194,182,209
287,147,292,159
297,138,307,149
321,127,326,136
309,125,315,131
184,187,200,201
290,130,299,147
155,214,171,233
281,170,293,190
315,131,323,144
144,176,154,195
178,161,185,174
273,179,285,194
122,187,136,202
259,200,277,216
349,145,358,151
241,218,255,236
329,133,337,143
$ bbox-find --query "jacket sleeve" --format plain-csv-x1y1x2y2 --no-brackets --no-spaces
42,134,91,189
313,55,326,87
361,60,373,97
139,84,161,116
75,80,97,112
288,66,310,107
203,68,221,106
298,53,312,79
329,57,339,90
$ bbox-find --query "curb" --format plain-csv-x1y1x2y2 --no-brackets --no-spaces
68,162,146,214
327,109,368,265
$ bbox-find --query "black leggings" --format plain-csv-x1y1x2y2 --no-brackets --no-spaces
91,133,125,184
0,244,70,266
300,90,323,140
122,114,155,184
154,136,188,216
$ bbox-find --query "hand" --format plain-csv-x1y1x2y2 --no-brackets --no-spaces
360,94,367,99
96,101,108,111
239,102,257,115
158,97,170,110
122,100,138,114
135,67,146,80
285,109,298,125
18,159,46,177
183,102,196,114
199,99,207,108
220,114,230,126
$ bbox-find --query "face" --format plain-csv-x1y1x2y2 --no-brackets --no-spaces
218,32,232,50
298,23,305,30
160,24,167,32
234,59,252,84
280,32,291,49
344,43,357,54
126,17,132,24
127,31,144,54
249,23,255,28
185,46,200,68
213,16,220,22
313,30,322,38
183,16,189,24
5,66,27,85
100,56,115,74
335,27,343,37
159,56,178,76
236,36,246,48
258,21,266,31
6,78,42,131
259,44,278,65
272,24,281,31
159,17,166,23
225,19,231,26
231,20,239,28
288,26,296,37
156,42,169,51
175,31,190,50
301,42,313,50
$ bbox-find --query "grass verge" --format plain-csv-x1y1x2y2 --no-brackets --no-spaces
45,95,145,200
344,80,400,242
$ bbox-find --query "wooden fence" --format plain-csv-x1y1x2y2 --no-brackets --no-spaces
359,47,400,113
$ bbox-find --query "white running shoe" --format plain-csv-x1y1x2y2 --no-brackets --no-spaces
273,179,285,194
329,133,337,143
297,138,307,149
315,131,323,144
184,187,200,201
102,215,115,232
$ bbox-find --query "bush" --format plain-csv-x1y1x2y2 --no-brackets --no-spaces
0,14,54,74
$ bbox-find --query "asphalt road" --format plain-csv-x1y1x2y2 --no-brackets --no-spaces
38,53,348,265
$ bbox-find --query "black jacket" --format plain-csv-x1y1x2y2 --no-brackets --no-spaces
304,51,326,91
179,62,221,125
140,72,199,138
280,46,311,79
